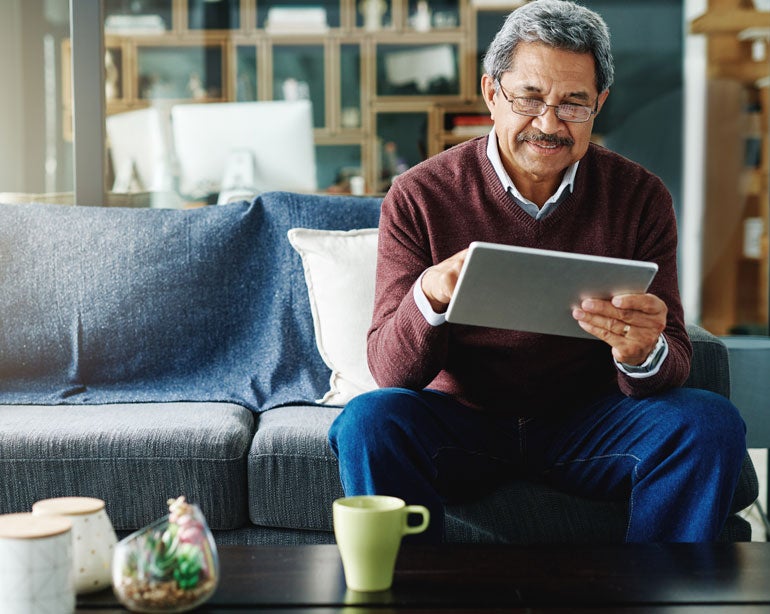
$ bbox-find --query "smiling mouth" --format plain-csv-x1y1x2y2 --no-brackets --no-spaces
518,131,574,149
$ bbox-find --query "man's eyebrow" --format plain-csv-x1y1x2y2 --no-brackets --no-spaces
565,91,592,103
516,85,592,102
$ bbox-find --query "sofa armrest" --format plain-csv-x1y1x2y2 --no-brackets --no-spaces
683,326,759,517
684,324,730,398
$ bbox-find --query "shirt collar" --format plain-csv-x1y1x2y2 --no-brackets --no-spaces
486,128,579,211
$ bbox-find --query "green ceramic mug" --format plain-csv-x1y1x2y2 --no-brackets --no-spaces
332,495,430,592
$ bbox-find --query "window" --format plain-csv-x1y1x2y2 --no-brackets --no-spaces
0,0,73,202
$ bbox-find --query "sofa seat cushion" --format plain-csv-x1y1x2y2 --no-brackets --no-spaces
248,405,345,531
0,402,254,531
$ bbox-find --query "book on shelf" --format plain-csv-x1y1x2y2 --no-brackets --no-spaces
265,7,330,34
470,0,526,7
451,114,494,136
105,14,166,34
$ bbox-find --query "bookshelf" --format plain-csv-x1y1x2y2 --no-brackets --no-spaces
690,0,770,334
63,0,503,194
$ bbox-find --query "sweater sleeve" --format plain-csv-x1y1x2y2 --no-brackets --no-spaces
366,181,451,390
616,176,692,398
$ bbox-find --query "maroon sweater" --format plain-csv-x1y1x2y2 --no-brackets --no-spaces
367,137,692,417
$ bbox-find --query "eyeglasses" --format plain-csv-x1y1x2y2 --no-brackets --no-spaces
496,82,597,123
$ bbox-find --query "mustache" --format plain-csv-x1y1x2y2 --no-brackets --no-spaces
517,131,575,147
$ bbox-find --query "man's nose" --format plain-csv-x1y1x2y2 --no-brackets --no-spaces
531,105,563,134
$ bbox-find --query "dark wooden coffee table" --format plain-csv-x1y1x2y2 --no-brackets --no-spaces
77,543,770,612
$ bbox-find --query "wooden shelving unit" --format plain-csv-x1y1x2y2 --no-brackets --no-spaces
63,0,500,193
690,0,770,335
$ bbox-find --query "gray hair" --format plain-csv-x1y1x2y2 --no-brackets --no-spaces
483,0,614,94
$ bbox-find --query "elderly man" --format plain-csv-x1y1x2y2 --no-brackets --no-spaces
329,0,746,543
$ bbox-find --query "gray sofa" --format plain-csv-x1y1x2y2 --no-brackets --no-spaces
0,191,759,543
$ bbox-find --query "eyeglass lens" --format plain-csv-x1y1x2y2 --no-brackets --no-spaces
513,98,591,122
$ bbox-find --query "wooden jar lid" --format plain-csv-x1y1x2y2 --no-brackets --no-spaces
32,496,105,516
0,513,72,539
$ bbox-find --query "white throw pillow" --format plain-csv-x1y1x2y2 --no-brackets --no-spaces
287,227,380,405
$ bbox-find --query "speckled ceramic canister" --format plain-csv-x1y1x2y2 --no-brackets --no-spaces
32,497,117,594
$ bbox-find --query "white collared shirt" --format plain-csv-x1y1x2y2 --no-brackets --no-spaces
486,128,579,220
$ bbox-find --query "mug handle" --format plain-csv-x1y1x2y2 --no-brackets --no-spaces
402,505,430,536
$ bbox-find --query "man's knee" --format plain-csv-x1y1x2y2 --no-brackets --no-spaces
328,387,424,454
660,388,746,457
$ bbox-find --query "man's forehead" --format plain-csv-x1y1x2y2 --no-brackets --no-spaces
503,44,599,96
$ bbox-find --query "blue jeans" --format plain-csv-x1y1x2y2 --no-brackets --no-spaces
328,387,746,543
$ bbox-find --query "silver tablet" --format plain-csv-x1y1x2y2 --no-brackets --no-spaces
445,242,658,339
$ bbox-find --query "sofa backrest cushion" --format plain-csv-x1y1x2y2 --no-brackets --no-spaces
0,191,381,411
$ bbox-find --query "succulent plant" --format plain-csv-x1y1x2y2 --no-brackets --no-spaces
130,496,209,590
173,542,204,589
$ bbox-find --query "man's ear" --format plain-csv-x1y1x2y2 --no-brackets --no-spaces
481,74,497,116
595,89,610,115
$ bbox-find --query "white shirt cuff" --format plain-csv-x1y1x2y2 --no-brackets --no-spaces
616,334,669,378
413,271,447,327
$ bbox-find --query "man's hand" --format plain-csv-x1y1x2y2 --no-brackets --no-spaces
420,249,469,313
572,293,667,365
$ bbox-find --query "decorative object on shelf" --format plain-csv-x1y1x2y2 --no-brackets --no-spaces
282,78,310,101
360,0,388,31
341,106,361,128
349,175,365,195
737,27,770,62
105,49,120,101
383,44,456,93
187,72,207,100
112,497,219,613
432,10,457,29
380,140,409,189
744,217,765,259
410,0,432,32
32,496,118,595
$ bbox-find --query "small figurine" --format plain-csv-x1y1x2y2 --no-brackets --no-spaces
187,72,207,100
411,0,432,32
104,50,119,101
360,0,387,31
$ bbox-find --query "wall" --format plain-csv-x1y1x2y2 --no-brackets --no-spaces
0,0,72,195
589,0,684,222
0,1,25,191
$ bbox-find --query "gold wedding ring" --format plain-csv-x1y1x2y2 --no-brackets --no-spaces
622,324,631,337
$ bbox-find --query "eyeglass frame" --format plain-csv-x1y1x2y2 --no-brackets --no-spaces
494,80,599,124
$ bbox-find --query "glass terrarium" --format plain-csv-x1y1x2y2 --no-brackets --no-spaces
112,497,219,613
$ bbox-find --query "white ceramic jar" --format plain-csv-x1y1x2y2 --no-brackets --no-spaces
32,496,117,594
0,513,75,614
